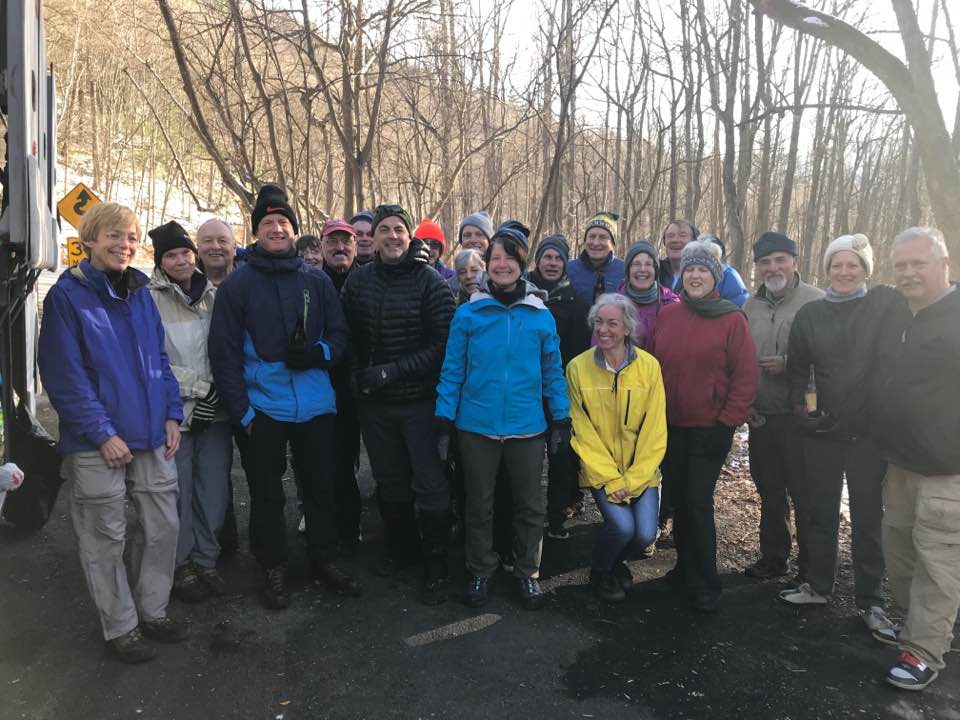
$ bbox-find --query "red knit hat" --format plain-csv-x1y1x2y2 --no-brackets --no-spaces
414,218,446,253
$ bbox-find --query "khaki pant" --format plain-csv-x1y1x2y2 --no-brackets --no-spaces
882,463,960,669
63,447,179,641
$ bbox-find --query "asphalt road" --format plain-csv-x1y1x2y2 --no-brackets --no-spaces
1,413,958,719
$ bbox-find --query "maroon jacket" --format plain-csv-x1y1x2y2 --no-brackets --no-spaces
652,298,757,428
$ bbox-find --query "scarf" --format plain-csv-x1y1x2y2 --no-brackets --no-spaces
824,285,867,303
682,290,740,318
623,281,660,306
489,282,526,307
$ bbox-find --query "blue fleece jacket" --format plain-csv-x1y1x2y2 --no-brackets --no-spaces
566,250,626,305
208,243,348,425
38,261,183,454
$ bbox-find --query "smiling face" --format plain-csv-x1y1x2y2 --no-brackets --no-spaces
256,213,296,253
487,241,521,290
85,222,139,273
457,256,485,295
375,216,411,264
161,247,197,287
322,231,356,272
584,227,613,265
893,235,950,310
827,250,867,295
755,251,797,295
460,225,489,253
594,303,629,351
196,220,235,273
664,222,694,264
628,252,657,291
537,248,565,282
682,264,716,299
353,220,375,260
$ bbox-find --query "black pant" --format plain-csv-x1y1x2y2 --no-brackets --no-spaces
662,424,735,601
748,414,807,570
247,411,338,570
800,433,886,606
546,442,580,528
332,390,362,541
358,398,449,513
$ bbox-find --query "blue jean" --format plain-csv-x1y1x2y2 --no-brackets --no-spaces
591,486,660,572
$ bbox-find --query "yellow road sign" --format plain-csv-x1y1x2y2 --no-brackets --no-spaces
57,182,101,230
65,236,84,267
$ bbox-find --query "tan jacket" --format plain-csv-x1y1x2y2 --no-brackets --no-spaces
743,274,823,415
148,268,225,429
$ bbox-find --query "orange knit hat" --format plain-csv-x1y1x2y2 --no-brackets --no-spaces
414,218,446,254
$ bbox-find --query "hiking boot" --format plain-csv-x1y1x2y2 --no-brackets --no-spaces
592,570,626,603
613,561,633,592
779,582,828,606
744,557,789,580
173,563,208,604
140,616,189,643
314,562,362,597
262,565,290,610
887,650,938,691
420,511,450,606
463,576,490,608
195,566,228,597
107,627,156,664
517,577,546,610
861,606,900,646
640,542,656,559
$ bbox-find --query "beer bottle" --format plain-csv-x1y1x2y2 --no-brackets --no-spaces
804,364,818,415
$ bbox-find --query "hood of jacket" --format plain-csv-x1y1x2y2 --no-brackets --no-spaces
68,259,150,300
472,273,548,308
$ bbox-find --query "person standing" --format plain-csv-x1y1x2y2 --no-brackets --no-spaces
452,248,485,305
195,218,236,287
436,223,570,610
295,234,324,268
39,202,188,662
657,219,699,290
448,211,495,295
209,184,360,609
617,240,679,352
567,211,625,304
350,210,376,265
652,240,757,613
567,294,667,602
147,221,232,603
341,203,456,605
742,232,823,580
415,218,455,280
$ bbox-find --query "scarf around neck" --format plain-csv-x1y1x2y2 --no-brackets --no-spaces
824,285,867,303
682,290,740,318
624,281,660,305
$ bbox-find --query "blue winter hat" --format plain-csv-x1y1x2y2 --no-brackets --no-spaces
458,211,495,244
535,234,569,266
492,221,529,251
678,239,724,288
624,240,658,274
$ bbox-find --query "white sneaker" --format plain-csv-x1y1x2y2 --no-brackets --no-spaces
298,515,306,534
779,582,828,605
861,606,900,645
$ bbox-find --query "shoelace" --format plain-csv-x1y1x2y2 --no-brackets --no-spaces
267,569,286,591
522,578,539,594
471,577,484,591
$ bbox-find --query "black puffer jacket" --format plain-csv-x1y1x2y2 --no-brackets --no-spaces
341,239,455,402
529,270,591,368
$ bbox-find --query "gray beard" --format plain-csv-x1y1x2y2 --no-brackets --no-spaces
764,274,788,293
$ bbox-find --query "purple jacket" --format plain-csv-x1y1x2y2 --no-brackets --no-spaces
38,261,183,454
617,284,680,352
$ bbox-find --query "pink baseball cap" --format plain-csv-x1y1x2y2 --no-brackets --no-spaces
321,219,356,238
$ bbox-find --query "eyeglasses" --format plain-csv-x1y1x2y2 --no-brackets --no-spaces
322,236,355,247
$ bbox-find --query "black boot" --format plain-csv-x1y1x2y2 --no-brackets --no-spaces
375,499,421,577
420,510,451,606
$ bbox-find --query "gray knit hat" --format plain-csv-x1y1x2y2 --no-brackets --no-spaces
458,211,494,245
624,240,658,274
678,239,724,288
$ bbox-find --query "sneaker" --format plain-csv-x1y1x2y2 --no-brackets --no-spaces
517,577,546,610
613,561,633,592
298,515,306,534
107,627,156,664
591,570,626,603
314,562,362,597
262,566,290,610
779,582,828,606
887,650,938,691
640,542,656,559
140,616,189,643
195,566,228,597
464,576,490,608
861,606,900,646
546,525,570,541
173,563,208,604
744,557,789,580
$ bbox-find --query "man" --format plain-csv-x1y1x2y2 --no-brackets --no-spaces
295,234,323,267
864,227,959,691
196,218,236,287
350,210,376,264
415,217,455,280
658,219,698,290
448,211,495,295
742,232,823,580
147,221,231,603
701,234,750,307
566,211,625,304
341,203,455,605
39,203,187,663
209,184,360,609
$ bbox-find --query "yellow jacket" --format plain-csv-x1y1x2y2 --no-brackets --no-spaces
565,345,667,503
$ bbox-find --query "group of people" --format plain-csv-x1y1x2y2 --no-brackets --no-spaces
37,185,958,694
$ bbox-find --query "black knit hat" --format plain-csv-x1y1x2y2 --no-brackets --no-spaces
148,221,197,267
371,204,414,234
251,184,299,235
535,234,569,265
753,231,797,261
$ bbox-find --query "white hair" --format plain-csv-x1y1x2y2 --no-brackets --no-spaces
892,227,948,259
454,248,485,271
587,293,638,337
681,239,722,263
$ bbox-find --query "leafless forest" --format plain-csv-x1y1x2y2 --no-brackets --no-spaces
45,0,960,280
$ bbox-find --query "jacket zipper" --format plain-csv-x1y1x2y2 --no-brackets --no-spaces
624,389,632,425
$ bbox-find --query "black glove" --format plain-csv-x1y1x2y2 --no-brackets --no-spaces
354,363,396,395
436,417,454,462
190,385,219,433
549,418,572,455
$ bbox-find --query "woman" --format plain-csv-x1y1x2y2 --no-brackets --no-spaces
652,240,757,613
567,294,667,602
147,221,232,603
452,248,485,305
781,234,895,641
617,240,679,352
436,223,570,610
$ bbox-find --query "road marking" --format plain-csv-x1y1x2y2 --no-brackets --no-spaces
403,613,502,647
